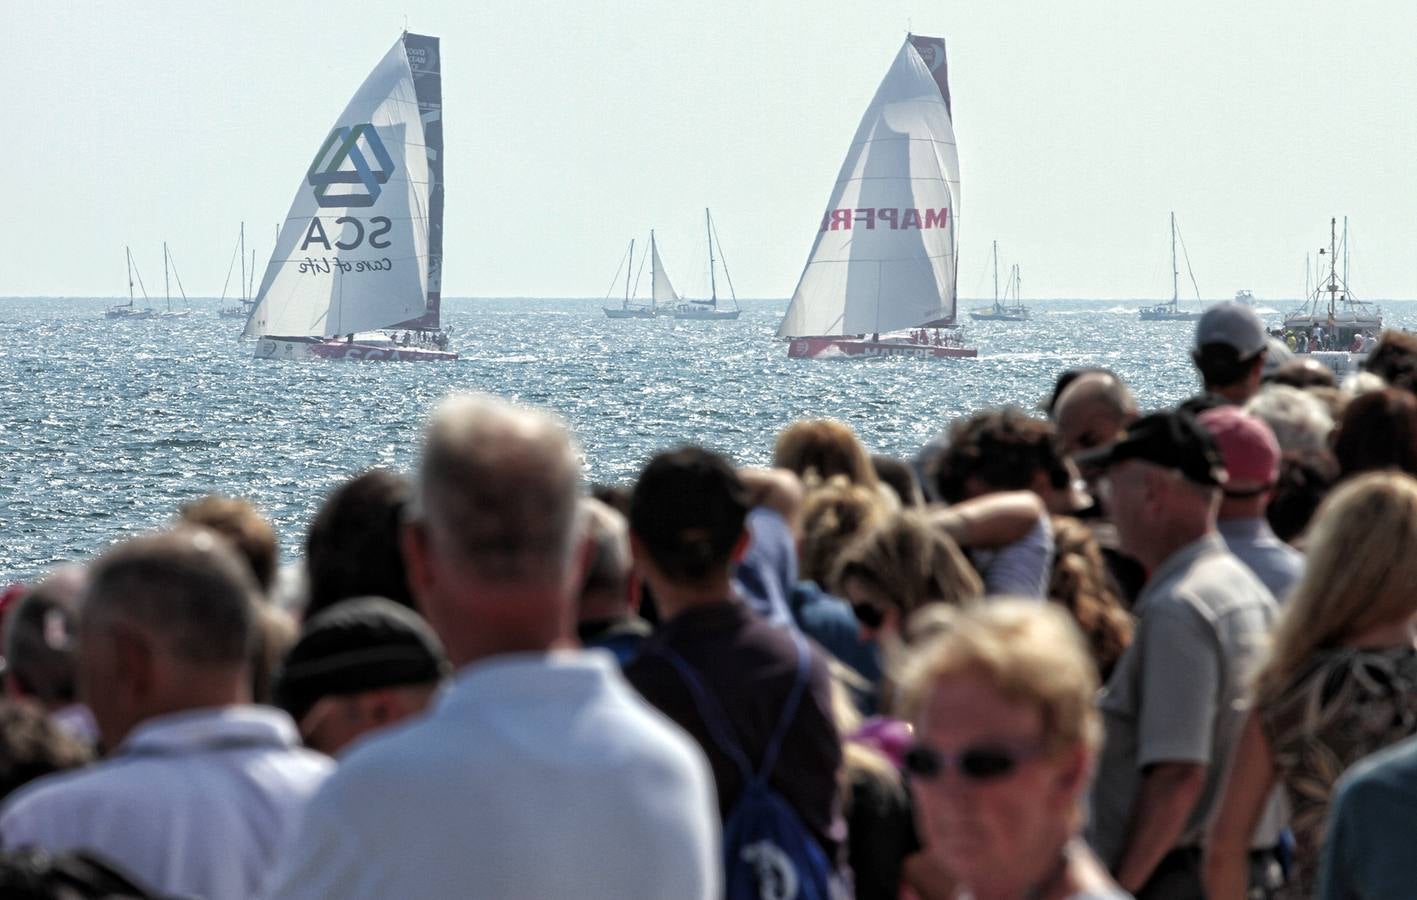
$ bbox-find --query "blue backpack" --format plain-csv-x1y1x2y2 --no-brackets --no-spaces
660,632,839,900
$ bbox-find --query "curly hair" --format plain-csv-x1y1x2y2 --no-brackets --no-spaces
1047,517,1133,681
930,408,1068,504
799,478,890,584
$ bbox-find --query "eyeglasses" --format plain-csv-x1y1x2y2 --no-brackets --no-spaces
851,601,885,629
903,741,1044,782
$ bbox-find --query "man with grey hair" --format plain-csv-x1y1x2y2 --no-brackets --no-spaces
1079,411,1282,899
1244,384,1334,454
267,393,719,900
0,529,332,900
2,566,97,745
576,497,651,665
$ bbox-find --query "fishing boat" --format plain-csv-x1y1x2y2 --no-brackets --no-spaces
244,32,456,361
602,238,655,319
1281,217,1381,371
778,35,975,360
970,242,1028,321
1139,212,1204,321
218,223,258,320
671,209,740,320
105,246,155,320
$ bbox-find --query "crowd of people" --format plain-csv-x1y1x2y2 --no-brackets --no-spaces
2,299,1417,898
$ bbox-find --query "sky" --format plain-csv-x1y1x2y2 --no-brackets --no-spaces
3,0,1415,302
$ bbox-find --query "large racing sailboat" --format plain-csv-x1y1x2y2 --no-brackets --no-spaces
777,35,975,359
244,32,455,361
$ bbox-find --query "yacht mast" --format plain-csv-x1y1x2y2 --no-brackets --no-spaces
126,246,134,308
1170,211,1179,307
164,242,171,313
240,223,247,305
624,239,635,309
650,230,659,313
706,209,718,309
1327,217,1338,318
992,240,1000,312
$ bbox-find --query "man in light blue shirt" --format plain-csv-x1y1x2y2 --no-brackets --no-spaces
1320,734,1417,900
266,393,719,900
1198,406,1304,602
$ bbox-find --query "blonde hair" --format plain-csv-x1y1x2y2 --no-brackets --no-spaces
1048,516,1133,680
830,509,982,621
773,419,880,490
1254,471,1417,707
800,478,889,584
896,601,1103,753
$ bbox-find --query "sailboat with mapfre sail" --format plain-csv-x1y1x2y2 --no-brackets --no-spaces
777,35,975,359
244,32,455,361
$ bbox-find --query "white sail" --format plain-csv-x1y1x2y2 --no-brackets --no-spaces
244,35,434,339
777,35,961,338
651,233,680,303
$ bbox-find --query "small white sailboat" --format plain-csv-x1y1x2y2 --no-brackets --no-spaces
1138,212,1203,321
244,31,455,361
671,209,740,321
218,223,258,320
777,35,975,359
603,237,656,318
970,241,1028,321
157,242,192,318
105,246,156,320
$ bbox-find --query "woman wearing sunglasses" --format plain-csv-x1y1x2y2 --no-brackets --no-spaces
898,601,1129,900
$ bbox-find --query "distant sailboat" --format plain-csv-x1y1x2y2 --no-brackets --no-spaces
603,237,656,318
671,209,740,321
970,241,1028,321
105,246,155,320
1138,212,1203,321
244,32,455,361
778,35,975,359
157,242,192,318
218,223,258,320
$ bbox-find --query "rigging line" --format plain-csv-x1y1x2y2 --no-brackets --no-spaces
632,240,649,297
168,250,189,302
709,215,738,301
218,234,241,302
1175,225,1202,301
131,260,150,302
603,243,630,300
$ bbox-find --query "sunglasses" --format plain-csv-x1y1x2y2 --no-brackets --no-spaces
851,601,885,629
903,741,1043,782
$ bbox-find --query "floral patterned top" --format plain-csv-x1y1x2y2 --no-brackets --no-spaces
1258,645,1417,898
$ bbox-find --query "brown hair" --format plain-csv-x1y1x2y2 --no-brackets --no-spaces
831,510,982,622
799,479,889,584
1332,387,1417,481
773,420,879,489
177,496,278,592
1047,517,1133,680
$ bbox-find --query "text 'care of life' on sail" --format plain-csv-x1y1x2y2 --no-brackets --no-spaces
243,32,456,361
778,35,976,360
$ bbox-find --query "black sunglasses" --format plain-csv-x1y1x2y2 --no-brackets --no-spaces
851,601,885,629
903,741,1043,782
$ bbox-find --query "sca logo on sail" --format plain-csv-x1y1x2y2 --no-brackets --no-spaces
301,123,394,251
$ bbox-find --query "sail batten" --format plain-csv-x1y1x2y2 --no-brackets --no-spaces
777,35,961,339
245,33,443,340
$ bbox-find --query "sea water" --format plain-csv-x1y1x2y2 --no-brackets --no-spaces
1,297,1407,582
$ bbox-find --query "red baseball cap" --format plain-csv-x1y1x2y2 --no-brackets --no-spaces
1197,406,1280,496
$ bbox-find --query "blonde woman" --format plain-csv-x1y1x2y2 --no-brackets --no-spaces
1205,472,1417,899
773,419,881,490
897,601,1129,900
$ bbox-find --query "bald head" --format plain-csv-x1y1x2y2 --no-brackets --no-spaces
83,528,259,667
1053,372,1139,457
415,393,582,582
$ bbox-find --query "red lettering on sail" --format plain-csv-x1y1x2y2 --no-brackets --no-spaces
923,208,949,229
901,209,922,229
854,208,877,229
820,208,950,231
877,208,898,229
830,209,852,231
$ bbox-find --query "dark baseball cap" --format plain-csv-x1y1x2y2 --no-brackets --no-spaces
273,597,449,724
1074,410,1228,487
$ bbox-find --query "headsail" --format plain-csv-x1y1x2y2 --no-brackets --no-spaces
777,35,961,338
244,33,441,339
651,232,679,304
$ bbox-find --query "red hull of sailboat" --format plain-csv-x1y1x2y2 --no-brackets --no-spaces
786,337,977,360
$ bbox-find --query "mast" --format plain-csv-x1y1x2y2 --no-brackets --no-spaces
706,208,718,308
1342,215,1349,302
1327,216,1338,318
650,230,658,313
163,241,171,313
239,223,247,305
624,239,635,309
1170,211,1179,308
992,240,1000,312
126,246,134,308
1305,252,1311,300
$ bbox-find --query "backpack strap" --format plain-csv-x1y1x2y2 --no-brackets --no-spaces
657,630,815,788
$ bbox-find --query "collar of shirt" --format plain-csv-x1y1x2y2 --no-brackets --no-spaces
649,599,751,644
1138,531,1228,606
117,705,301,759
436,650,620,717
1217,516,1281,544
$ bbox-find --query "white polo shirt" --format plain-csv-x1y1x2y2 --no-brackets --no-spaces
0,705,332,899
265,650,721,900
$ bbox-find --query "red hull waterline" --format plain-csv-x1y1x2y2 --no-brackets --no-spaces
787,337,977,360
